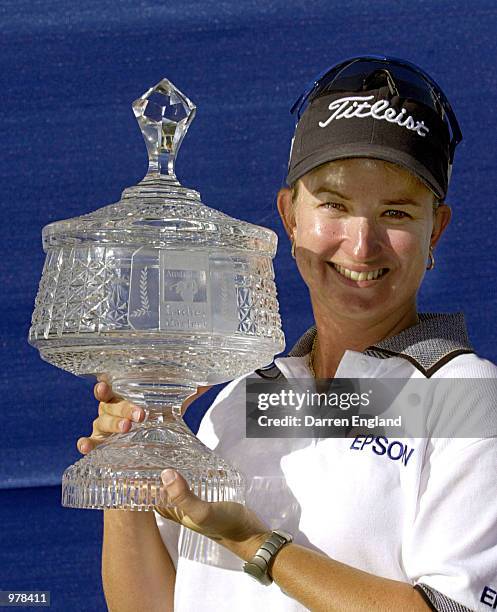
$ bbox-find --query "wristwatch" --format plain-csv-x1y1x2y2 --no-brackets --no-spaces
243,529,293,585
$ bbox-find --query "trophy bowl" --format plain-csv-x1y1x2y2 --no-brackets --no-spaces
28,79,285,510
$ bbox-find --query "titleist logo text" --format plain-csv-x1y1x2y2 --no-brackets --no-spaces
318,95,429,137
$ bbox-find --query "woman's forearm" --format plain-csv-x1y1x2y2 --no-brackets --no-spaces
272,543,429,611
102,510,175,612
231,538,429,612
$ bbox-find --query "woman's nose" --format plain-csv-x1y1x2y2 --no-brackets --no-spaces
345,217,382,261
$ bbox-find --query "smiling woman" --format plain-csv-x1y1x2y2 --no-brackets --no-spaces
277,157,452,366
80,56,497,612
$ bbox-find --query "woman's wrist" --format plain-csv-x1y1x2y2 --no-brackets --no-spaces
221,530,273,562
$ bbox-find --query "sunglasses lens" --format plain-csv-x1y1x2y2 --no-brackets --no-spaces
309,60,443,116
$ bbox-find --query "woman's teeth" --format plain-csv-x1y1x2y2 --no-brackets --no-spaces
332,264,387,281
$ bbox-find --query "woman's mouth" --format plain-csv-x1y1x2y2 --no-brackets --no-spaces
328,263,389,285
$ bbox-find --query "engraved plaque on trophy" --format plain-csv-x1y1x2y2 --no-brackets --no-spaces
28,79,285,510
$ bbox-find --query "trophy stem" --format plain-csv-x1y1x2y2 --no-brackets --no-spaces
143,404,182,422
61,379,246,510
110,379,196,418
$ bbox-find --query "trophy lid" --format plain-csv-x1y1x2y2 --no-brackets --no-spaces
41,79,277,256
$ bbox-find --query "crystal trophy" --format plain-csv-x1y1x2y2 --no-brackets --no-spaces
28,79,285,510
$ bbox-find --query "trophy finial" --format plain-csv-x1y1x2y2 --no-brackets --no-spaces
133,78,196,180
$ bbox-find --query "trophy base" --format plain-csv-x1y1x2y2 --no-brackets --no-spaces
61,416,245,510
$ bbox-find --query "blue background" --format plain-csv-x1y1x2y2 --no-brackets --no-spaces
1,1,497,609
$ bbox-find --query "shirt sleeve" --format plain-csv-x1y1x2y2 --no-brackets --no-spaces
414,583,475,612
403,436,497,611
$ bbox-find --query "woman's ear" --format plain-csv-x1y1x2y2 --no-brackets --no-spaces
277,187,296,239
431,203,452,248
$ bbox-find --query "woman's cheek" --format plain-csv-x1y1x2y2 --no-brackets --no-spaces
389,227,426,256
298,218,341,252
390,234,428,287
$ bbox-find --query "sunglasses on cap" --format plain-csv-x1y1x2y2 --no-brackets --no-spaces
290,55,462,164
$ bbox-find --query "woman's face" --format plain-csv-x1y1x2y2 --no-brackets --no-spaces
278,158,451,324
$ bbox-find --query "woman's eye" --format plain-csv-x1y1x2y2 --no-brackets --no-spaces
321,202,345,210
383,209,410,219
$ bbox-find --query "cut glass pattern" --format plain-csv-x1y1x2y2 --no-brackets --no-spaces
29,79,284,510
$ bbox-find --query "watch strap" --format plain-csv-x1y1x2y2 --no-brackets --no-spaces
243,529,293,585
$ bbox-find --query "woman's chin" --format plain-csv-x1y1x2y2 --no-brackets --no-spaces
311,284,397,320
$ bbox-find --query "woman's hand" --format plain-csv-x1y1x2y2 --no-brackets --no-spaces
77,382,145,454
77,382,211,455
156,469,270,561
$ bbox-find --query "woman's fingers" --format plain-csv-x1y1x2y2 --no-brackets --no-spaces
77,436,98,454
92,410,143,436
78,387,144,455
80,384,209,456
76,414,134,455
98,400,144,422
94,381,115,402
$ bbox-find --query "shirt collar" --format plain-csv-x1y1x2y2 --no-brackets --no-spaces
287,312,474,377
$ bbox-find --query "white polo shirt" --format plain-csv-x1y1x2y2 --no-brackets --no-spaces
156,313,497,611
